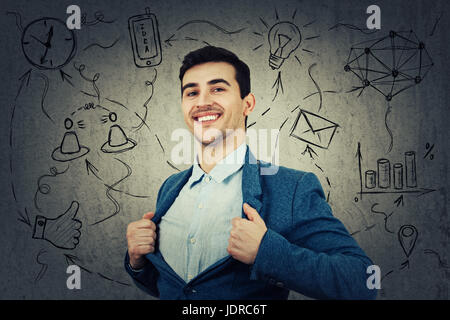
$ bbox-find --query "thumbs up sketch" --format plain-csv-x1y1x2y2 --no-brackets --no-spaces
32,201,82,250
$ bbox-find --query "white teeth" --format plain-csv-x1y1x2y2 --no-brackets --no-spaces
197,114,219,122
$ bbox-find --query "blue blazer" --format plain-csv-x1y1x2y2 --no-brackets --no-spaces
125,147,377,300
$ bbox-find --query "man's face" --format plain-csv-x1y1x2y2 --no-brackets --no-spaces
181,62,249,145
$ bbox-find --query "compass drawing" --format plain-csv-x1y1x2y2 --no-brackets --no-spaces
21,17,76,70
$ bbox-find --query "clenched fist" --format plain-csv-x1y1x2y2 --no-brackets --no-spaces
227,203,267,265
126,212,157,269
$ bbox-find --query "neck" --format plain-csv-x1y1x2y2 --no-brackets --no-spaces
196,133,245,174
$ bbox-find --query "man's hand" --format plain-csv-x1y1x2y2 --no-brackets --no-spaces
227,203,267,265
126,212,156,269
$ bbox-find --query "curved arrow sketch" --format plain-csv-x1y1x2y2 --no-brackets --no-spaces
370,203,394,233
176,20,246,35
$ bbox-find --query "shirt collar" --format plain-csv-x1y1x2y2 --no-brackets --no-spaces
189,142,247,187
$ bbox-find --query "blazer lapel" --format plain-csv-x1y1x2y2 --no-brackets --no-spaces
242,146,264,219
153,166,193,224
148,167,194,285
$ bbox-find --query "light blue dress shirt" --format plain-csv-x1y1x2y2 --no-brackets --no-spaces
158,143,247,283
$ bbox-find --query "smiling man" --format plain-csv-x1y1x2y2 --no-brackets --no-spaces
125,46,377,300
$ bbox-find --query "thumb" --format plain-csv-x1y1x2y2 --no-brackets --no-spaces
62,201,80,220
142,212,155,220
243,203,264,225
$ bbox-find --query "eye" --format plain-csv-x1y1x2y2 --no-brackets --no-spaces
212,87,225,93
185,90,198,97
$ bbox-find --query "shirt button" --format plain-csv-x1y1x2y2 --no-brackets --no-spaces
205,176,211,182
188,274,194,281
190,238,196,244
198,203,203,209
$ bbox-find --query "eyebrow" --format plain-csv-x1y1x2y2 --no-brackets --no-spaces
181,78,231,94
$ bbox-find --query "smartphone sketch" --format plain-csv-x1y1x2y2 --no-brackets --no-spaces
128,8,162,67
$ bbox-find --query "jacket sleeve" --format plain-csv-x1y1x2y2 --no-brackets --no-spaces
250,172,377,300
124,250,160,297
123,177,170,298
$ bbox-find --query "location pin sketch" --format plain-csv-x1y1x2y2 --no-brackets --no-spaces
398,225,418,258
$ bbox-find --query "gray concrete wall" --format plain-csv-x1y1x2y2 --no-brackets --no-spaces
0,0,448,299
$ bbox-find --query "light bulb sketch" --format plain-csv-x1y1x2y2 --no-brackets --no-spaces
252,8,319,101
268,22,301,70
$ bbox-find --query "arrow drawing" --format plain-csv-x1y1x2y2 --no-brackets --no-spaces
85,159,101,180
301,145,318,159
272,71,283,101
16,69,32,100
356,142,363,200
358,188,436,197
371,203,394,233
60,70,74,87
394,195,404,207
424,249,449,269
385,104,393,154
307,63,323,112
35,250,48,283
35,72,53,123
85,159,150,200
164,34,177,46
17,208,31,227
64,254,92,274
429,11,443,37
176,20,246,35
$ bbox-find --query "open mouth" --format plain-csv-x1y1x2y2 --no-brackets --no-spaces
193,112,222,125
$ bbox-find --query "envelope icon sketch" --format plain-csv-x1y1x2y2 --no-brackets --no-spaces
289,109,339,149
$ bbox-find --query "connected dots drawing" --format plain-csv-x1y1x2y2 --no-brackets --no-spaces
344,30,434,101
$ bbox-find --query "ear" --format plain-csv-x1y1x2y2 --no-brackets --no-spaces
242,93,256,117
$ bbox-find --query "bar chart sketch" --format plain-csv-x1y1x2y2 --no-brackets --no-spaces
355,143,435,200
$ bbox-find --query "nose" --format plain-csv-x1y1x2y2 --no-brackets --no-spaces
196,89,212,108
